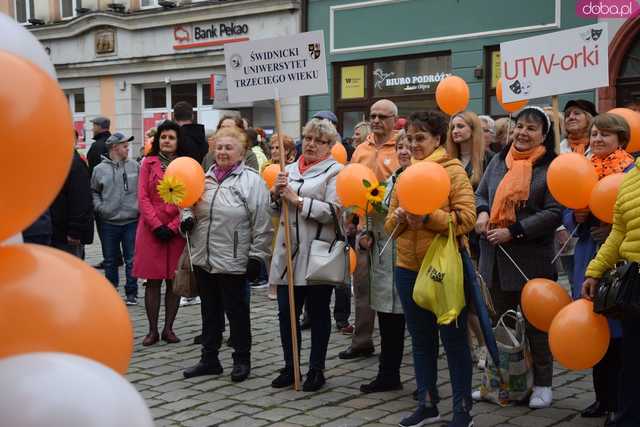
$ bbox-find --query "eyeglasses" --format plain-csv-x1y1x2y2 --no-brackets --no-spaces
406,133,432,144
303,135,330,145
369,113,393,121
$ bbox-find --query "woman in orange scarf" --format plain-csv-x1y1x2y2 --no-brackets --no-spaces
475,106,563,409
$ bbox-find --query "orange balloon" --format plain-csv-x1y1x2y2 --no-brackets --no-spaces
261,163,281,189
549,299,610,370
521,278,571,332
349,247,357,274
0,52,74,242
336,164,378,212
164,156,205,208
397,161,450,215
608,108,640,153
589,173,625,224
435,75,469,115
332,143,348,164
547,153,598,209
496,78,528,113
0,244,133,373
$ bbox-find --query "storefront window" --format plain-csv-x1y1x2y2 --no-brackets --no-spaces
202,84,213,106
372,55,451,98
144,87,166,109
171,83,197,108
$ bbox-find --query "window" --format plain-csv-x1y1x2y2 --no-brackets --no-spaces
144,87,167,109
60,0,81,18
14,0,35,24
66,90,85,114
201,84,213,105
140,0,157,8
171,83,197,109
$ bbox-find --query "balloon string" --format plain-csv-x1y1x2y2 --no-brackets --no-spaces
505,113,512,148
498,244,529,282
550,224,580,265
379,223,400,257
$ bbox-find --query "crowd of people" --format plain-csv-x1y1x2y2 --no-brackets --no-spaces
23,97,640,427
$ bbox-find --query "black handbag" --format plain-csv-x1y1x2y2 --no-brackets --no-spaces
593,261,640,319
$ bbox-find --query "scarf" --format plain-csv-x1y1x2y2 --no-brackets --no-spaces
298,154,328,174
158,152,174,171
568,136,589,155
489,144,547,228
213,162,241,183
591,148,634,180
411,145,448,165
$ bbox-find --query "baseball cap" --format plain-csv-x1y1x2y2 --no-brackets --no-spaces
91,116,111,129
313,110,338,125
563,99,597,117
106,132,134,147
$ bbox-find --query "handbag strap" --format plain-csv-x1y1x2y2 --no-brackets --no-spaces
314,203,344,242
497,309,522,347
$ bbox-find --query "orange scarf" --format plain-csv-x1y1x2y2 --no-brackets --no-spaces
591,148,634,180
489,144,547,228
298,154,329,174
568,136,589,155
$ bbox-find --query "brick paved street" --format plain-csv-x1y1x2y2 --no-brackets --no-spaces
86,242,600,427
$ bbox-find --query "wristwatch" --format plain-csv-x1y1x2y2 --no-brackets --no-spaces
297,196,304,209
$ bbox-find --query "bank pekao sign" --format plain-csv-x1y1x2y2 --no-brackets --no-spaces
173,21,249,50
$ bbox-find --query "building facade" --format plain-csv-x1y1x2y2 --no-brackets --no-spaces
2,0,300,151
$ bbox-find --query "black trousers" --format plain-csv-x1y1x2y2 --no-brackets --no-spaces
277,285,333,371
377,312,406,381
593,338,622,412
618,318,640,426
196,267,251,364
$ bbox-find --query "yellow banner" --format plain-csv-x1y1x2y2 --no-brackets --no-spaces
341,65,365,99
491,51,501,89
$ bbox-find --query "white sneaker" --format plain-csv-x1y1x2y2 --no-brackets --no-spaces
471,389,482,401
529,386,552,409
180,297,201,306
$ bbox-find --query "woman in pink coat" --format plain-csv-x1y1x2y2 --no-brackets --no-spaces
133,120,187,346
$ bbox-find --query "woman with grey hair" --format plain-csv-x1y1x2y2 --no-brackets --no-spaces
352,121,371,147
478,115,496,154
269,118,344,392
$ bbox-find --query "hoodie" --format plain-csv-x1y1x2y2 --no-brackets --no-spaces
180,123,208,163
91,155,140,224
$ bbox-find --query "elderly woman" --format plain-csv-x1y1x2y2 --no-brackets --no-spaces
352,121,371,147
133,120,187,346
386,110,476,427
475,106,562,409
494,117,515,152
269,118,343,392
202,116,259,171
358,131,411,395
181,127,273,382
479,115,497,153
564,114,633,425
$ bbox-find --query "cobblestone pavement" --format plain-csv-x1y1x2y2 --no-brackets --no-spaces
85,242,600,427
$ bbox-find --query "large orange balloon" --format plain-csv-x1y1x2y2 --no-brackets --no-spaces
549,299,610,370
331,143,347,165
547,153,598,209
609,108,640,153
496,78,528,113
435,75,469,115
349,247,357,274
336,164,377,212
164,156,205,208
261,163,281,189
0,52,74,241
521,278,571,332
589,173,625,224
0,244,133,374
397,161,450,215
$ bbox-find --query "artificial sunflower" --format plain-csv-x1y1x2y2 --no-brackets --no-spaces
366,185,386,204
157,175,186,205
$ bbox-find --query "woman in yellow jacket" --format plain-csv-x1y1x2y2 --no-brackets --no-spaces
583,156,640,427
385,110,476,427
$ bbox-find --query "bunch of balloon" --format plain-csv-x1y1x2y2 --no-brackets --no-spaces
157,156,206,207
496,78,528,147
336,163,378,215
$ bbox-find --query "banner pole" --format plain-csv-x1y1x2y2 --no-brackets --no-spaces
551,95,562,154
274,89,301,391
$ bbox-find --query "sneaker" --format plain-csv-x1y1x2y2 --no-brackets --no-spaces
250,280,269,288
475,346,488,370
471,390,482,401
125,295,137,305
399,405,440,427
529,386,553,409
180,296,201,306
447,412,473,427
340,324,354,335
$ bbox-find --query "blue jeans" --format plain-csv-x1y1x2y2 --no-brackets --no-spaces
101,221,138,297
395,267,472,414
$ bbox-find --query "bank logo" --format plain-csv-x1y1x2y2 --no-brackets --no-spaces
308,43,321,59
576,0,640,18
230,54,242,69
173,26,191,43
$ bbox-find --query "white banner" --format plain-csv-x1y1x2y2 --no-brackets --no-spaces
224,30,328,103
500,24,608,102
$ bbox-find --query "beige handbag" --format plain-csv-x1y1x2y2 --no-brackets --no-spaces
305,205,350,286
173,234,199,298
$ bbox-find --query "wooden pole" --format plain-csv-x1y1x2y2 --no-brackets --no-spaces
551,95,562,154
274,93,301,391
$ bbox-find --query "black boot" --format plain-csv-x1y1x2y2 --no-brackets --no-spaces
302,368,325,392
360,375,403,394
231,361,251,382
581,401,607,418
271,367,298,388
183,358,223,379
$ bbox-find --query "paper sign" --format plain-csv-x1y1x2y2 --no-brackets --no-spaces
224,30,328,102
210,74,228,105
500,24,608,102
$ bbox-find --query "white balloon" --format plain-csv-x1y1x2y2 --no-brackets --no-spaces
0,13,56,79
0,353,154,427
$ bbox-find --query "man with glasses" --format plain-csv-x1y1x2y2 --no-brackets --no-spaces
339,99,400,361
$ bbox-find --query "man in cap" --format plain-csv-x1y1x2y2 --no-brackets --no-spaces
91,132,140,305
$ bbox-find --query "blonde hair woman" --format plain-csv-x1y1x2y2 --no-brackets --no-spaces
446,111,490,188
353,121,371,147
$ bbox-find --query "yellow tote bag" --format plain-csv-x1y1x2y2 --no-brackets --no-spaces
412,221,465,325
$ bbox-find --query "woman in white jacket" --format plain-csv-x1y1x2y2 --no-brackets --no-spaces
181,127,273,383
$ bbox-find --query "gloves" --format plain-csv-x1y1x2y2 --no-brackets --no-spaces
153,225,174,242
246,258,262,283
180,217,195,234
